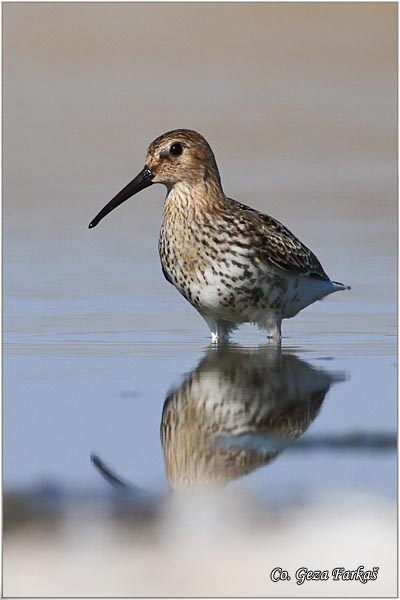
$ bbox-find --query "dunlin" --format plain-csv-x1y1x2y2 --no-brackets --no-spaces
89,129,349,342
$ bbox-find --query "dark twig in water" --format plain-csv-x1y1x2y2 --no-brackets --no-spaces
215,431,397,454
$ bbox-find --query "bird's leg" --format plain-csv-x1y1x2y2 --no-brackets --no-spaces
200,313,233,345
264,318,282,343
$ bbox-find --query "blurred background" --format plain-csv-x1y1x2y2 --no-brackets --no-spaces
3,3,397,596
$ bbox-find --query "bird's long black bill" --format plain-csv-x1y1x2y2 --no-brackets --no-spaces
88,167,153,229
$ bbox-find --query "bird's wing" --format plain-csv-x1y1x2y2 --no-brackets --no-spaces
230,200,330,281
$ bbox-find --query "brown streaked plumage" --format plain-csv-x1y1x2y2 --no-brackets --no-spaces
160,347,346,489
89,129,350,342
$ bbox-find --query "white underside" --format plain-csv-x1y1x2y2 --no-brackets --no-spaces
160,229,348,344
193,273,346,344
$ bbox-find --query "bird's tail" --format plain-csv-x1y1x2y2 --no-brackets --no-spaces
331,280,351,291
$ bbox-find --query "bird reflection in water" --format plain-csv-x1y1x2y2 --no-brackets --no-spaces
161,347,346,489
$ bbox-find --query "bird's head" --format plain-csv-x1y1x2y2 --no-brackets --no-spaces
89,129,222,229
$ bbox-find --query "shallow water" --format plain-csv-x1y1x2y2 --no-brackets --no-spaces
3,3,397,596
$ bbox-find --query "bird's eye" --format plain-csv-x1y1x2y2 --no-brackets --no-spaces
169,142,183,156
